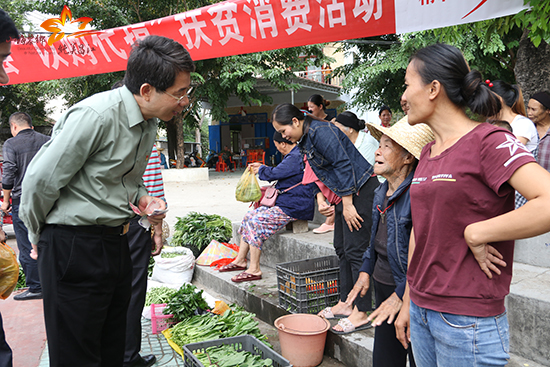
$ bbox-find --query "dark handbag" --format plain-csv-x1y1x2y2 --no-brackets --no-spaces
258,182,301,208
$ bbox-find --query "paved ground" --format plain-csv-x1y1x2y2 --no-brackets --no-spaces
0,168,343,367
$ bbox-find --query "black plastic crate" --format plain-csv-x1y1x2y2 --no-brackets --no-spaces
183,335,291,367
276,256,340,314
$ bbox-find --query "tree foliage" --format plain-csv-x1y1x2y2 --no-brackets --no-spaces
336,0,550,113
336,28,519,113
0,0,56,126
12,0,328,159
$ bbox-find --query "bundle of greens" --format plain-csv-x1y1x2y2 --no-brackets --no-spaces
145,286,178,307
171,314,223,347
194,345,273,367
170,212,232,257
147,256,155,277
15,265,25,290
163,284,209,321
160,252,183,258
170,306,268,349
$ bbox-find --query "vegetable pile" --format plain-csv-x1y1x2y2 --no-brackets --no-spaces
163,283,209,321
15,265,25,290
147,256,155,277
170,212,232,257
160,252,183,258
145,286,178,307
194,344,273,367
170,307,268,348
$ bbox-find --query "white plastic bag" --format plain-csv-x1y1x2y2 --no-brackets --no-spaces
151,246,195,286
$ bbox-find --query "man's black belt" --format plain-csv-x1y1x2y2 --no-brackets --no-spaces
57,223,130,236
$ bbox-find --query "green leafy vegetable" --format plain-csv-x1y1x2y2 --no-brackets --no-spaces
15,265,25,290
170,212,232,257
163,284,209,322
147,256,155,278
160,252,183,258
170,306,269,349
195,345,273,367
145,286,178,307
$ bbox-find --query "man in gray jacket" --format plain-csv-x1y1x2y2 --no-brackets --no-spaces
1,112,49,301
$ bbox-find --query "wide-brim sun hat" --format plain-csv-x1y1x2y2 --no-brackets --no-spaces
367,116,434,159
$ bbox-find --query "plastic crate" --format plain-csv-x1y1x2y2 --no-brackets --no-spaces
277,256,340,314
183,335,291,367
150,303,176,334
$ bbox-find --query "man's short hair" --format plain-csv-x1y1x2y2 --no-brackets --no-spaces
0,9,20,43
9,111,32,127
379,105,392,116
124,35,195,95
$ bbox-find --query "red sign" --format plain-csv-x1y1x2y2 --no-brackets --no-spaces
4,0,526,85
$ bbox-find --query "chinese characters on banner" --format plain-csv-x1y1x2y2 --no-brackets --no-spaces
5,0,527,85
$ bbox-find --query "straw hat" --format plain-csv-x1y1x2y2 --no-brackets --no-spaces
367,116,434,159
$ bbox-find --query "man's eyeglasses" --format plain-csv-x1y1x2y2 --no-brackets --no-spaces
163,87,193,104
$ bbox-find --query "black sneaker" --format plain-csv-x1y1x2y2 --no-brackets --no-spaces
13,290,43,301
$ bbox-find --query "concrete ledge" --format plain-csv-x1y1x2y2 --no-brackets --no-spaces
286,220,309,234
507,262,550,365
161,167,208,182
514,232,550,268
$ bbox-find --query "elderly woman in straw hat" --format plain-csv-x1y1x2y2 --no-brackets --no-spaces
333,116,433,367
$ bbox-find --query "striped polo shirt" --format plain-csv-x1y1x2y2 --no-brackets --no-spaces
143,145,166,202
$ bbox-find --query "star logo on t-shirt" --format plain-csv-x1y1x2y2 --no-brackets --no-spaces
496,135,525,156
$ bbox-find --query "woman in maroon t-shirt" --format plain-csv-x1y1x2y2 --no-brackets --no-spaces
395,43,550,366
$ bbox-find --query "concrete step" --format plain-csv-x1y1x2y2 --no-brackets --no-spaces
230,222,336,266
507,262,550,365
194,259,548,367
514,232,550,268
223,224,550,366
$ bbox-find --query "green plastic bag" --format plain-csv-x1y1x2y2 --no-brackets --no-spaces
235,166,261,202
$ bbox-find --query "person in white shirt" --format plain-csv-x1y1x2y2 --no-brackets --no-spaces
489,80,538,154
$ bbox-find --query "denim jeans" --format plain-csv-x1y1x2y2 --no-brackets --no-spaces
410,300,510,367
12,204,41,293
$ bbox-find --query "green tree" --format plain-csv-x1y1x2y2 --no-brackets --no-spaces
0,1,54,126
22,0,329,167
336,0,550,114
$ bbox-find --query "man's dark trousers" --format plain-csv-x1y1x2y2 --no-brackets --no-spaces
124,217,151,366
37,224,132,367
0,313,12,367
11,204,40,293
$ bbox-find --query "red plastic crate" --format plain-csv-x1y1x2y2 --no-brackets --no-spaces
151,303,176,334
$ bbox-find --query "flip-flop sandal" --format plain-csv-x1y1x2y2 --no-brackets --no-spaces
219,263,247,272
330,317,372,335
231,271,262,283
318,307,348,320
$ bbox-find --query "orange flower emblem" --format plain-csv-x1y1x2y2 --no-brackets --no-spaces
40,5,100,46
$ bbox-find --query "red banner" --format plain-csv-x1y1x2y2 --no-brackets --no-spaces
4,0,526,85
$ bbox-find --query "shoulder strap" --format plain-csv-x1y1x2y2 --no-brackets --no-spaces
280,182,302,194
